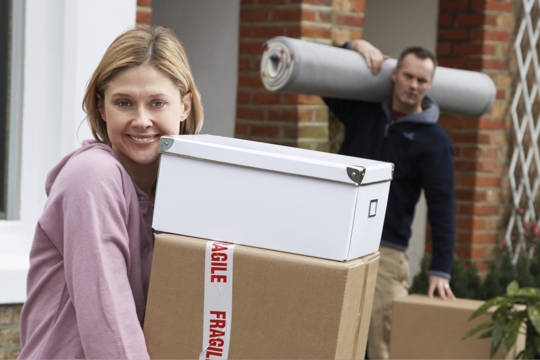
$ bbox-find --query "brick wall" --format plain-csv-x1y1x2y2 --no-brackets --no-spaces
235,0,365,150
435,0,515,272
0,305,22,359
137,0,152,24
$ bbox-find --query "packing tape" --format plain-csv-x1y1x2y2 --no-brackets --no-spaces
200,241,237,360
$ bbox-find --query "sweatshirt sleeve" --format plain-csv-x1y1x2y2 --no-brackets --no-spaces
58,153,150,359
419,141,456,279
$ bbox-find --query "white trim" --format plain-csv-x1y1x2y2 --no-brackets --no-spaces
6,0,24,221
0,0,136,305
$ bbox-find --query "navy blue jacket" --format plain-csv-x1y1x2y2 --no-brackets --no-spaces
323,95,455,278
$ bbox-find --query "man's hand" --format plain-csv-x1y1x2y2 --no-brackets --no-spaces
428,275,456,300
350,40,389,75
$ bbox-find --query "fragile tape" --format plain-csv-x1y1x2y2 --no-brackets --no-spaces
200,241,237,360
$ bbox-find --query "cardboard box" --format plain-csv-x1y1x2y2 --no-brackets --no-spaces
389,294,526,359
144,233,380,359
153,135,393,261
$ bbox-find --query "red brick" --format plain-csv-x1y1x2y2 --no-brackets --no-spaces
437,43,451,55
480,148,499,159
461,175,501,187
438,29,468,41
236,108,265,120
336,14,364,27
472,0,513,12
238,58,251,71
468,58,507,70
268,109,299,122
453,44,495,56
438,58,467,69
137,0,151,6
455,14,492,27
136,11,151,24
241,0,254,4
456,189,487,201
301,27,331,39
465,118,505,129
253,92,281,104
449,132,490,144
439,0,469,11
297,94,325,105
461,147,481,158
239,42,265,55
239,26,252,38
458,233,497,244
301,9,316,22
237,91,250,104
460,204,500,215
319,11,332,23
284,93,299,104
438,14,452,27
257,0,286,4
254,26,285,38
251,125,280,137
235,123,248,135
353,0,365,12
287,26,301,38
302,0,332,5
272,9,301,22
351,31,362,40
439,116,464,128
241,10,269,22
496,89,506,99
456,218,486,231
283,126,299,138
455,160,482,172
470,29,510,41
456,246,484,259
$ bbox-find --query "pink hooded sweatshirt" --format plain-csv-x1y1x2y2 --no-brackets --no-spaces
19,140,154,359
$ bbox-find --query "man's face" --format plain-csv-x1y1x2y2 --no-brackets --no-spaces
391,54,434,110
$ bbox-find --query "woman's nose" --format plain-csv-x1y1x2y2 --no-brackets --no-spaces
131,107,152,128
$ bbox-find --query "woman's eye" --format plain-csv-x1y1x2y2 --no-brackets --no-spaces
153,101,164,107
118,101,130,107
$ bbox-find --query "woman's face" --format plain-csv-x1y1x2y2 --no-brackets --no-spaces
99,64,191,169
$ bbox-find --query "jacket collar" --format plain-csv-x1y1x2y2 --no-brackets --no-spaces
381,94,440,125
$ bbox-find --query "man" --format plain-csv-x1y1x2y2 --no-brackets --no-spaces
323,40,456,360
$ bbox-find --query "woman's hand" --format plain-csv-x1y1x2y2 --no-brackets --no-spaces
350,40,389,75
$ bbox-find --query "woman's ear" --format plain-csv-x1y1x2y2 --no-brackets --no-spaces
181,92,193,122
97,93,106,122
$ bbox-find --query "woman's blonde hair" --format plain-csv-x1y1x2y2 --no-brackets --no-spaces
83,25,203,145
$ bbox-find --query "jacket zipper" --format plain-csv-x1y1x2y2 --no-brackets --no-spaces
384,119,395,138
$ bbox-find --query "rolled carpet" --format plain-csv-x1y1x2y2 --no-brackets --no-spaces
260,36,496,117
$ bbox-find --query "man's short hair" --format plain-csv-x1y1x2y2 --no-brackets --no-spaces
397,46,437,70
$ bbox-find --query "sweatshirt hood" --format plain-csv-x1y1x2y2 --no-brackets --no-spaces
381,94,440,125
45,140,118,196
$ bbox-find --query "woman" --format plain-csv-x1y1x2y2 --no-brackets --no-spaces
19,25,203,359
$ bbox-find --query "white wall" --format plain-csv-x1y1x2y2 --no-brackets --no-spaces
152,0,240,137
0,0,136,304
363,0,439,281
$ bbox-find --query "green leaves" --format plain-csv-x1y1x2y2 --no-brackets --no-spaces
507,280,519,295
501,313,525,354
465,282,540,359
462,321,493,341
528,304,540,334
